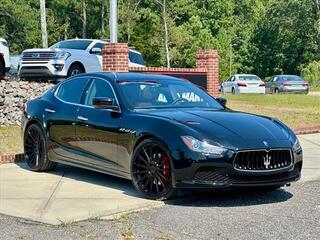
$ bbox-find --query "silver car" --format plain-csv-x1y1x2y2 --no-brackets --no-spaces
266,75,309,94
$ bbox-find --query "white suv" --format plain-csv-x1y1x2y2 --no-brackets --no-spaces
0,38,11,79
18,39,145,81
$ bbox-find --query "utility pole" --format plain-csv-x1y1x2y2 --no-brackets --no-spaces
229,43,237,76
110,0,118,43
40,0,48,48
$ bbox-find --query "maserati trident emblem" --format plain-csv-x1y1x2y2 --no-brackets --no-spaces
263,153,272,169
263,141,269,147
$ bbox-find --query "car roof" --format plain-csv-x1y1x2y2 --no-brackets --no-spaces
79,72,185,83
273,75,301,77
57,39,141,54
235,74,259,77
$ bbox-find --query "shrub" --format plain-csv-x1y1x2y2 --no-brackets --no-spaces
301,61,320,86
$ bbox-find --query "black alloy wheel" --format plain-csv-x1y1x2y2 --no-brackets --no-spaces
131,139,175,200
24,124,56,171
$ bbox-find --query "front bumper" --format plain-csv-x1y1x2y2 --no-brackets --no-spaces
172,149,302,189
18,60,67,80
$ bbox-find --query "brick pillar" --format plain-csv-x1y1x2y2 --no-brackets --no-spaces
102,43,129,72
196,50,219,96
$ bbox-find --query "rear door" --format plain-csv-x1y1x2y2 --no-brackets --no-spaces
75,78,120,170
45,77,89,160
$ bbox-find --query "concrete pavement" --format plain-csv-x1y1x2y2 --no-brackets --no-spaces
298,133,320,181
0,134,319,225
0,164,163,225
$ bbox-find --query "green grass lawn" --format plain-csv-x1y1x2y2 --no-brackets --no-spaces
310,86,320,92
224,94,320,130
0,126,23,155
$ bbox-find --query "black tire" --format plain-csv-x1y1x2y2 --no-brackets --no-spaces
274,88,279,94
24,124,56,172
232,87,236,94
131,138,176,200
67,63,85,77
0,60,5,79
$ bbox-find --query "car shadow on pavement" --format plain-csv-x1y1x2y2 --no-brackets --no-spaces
16,162,294,205
166,188,293,207
15,162,139,198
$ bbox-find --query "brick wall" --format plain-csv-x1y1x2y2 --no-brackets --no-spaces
196,50,220,96
102,43,220,96
102,43,129,72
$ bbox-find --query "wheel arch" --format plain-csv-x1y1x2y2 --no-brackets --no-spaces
69,61,86,72
24,118,43,138
0,55,5,75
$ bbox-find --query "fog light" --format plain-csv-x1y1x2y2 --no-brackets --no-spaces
53,64,64,71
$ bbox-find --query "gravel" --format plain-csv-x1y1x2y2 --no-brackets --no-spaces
0,180,319,240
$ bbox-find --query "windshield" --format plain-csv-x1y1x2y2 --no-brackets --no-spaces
50,40,92,50
129,51,144,65
238,75,261,81
282,76,304,81
117,80,224,110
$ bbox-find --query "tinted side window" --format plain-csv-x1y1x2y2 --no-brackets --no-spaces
56,78,88,104
90,43,104,55
129,51,144,65
84,79,116,106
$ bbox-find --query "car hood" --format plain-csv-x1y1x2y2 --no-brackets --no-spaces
141,108,291,150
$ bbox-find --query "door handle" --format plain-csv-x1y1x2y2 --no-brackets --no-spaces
77,116,88,121
45,108,55,113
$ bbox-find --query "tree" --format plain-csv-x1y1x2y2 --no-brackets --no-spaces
40,0,48,48
155,0,171,67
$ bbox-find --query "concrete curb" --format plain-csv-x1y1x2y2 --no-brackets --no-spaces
0,153,24,164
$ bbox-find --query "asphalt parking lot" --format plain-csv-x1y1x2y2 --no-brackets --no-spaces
0,133,319,239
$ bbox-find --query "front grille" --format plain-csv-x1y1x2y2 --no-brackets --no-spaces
193,162,301,185
234,149,292,171
194,168,232,184
22,52,57,61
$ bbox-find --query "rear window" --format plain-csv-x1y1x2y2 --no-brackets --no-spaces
238,75,261,81
50,40,92,50
281,76,303,81
129,51,144,65
56,78,88,104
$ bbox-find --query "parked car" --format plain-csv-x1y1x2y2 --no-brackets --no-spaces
221,74,265,94
0,38,11,78
18,39,145,81
22,72,302,200
265,75,309,94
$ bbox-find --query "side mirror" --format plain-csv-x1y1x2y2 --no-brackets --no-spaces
216,97,227,107
90,47,102,54
92,97,119,111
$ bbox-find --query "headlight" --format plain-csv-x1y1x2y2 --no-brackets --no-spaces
56,51,71,60
293,138,302,152
181,136,227,158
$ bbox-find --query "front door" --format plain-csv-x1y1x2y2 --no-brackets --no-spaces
75,78,120,170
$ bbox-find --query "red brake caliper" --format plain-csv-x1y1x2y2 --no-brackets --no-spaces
161,155,170,183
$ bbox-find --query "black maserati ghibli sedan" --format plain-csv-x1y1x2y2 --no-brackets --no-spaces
22,72,303,200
